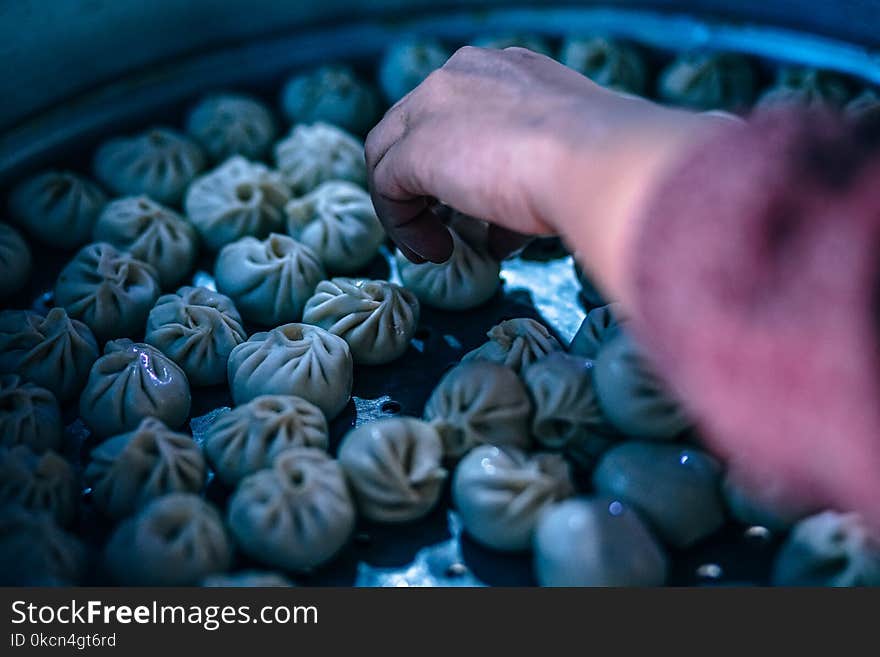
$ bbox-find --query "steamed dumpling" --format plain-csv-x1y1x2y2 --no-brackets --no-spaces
471,34,553,56
145,286,247,386
85,417,206,519
721,469,811,532
228,323,352,419
94,127,205,204
339,417,447,523
462,317,563,374
757,67,853,109
658,52,756,111
0,223,31,299
285,181,385,273
560,36,646,94
0,505,86,586
379,38,450,103
202,571,294,587
54,242,161,342
204,395,329,487
0,308,99,402
302,278,419,365
423,361,532,459
846,89,880,122
274,122,366,195
186,93,277,162
227,447,355,571
568,303,622,359
0,445,78,527
0,375,62,453
93,196,198,289
281,65,380,135
79,339,191,438
105,493,232,585
185,156,290,250
214,233,325,326
453,445,573,552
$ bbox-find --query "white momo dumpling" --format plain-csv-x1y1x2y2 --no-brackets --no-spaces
560,36,646,94
93,196,198,289
302,278,419,365
204,395,329,486
0,308,99,402
54,242,161,342
463,317,563,374
0,505,86,586
281,65,380,135
145,286,247,386
379,39,450,103
285,181,385,273
339,417,447,523
186,93,277,162
274,122,367,194
214,233,325,326
423,361,532,459
185,156,290,250
228,324,352,419
79,339,191,438
105,493,232,586
94,127,205,205
228,448,355,571
201,570,294,587
0,375,62,453
85,417,206,520
0,223,31,299
453,446,574,552
0,445,78,527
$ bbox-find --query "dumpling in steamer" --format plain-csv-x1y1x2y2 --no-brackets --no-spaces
568,302,623,359
274,122,367,194
0,223,31,299
462,317,563,374
186,93,277,162
379,39,450,103
0,445,78,527
281,65,380,135
560,36,646,94
0,505,86,586
657,52,756,111
0,375,62,453
302,278,419,365
757,67,853,109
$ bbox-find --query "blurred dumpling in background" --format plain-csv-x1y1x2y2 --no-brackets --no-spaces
658,52,756,111
560,36,646,94
0,505,86,586
0,375,62,453
0,445,78,527
274,122,367,195
379,38,450,103
0,223,31,299
281,65,380,135
757,66,853,109
845,88,880,122
462,317,563,374
186,93,277,162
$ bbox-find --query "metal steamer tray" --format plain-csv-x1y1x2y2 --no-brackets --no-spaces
3,6,879,587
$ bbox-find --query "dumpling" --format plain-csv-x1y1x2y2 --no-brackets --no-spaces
204,395,329,487
593,442,725,548
8,171,107,249
54,242,161,342
79,339,191,438
201,571,294,587
338,417,447,523
0,223,31,299
105,493,232,586
846,89,880,122
423,361,532,459
453,445,573,552
186,93,277,162
0,505,86,586
757,67,853,109
568,302,623,359
657,52,756,111
462,317,563,374
0,375,62,453
379,38,450,103
84,417,206,520
0,308,99,402
284,181,385,273
772,511,880,587
302,278,419,365
214,233,325,326
274,122,367,195
145,286,247,386
227,447,356,571
281,65,380,135
92,196,198,289
227,323,352,419
185,156,290,251
534,497,668,586
94,127,205,205
471,34,554,56
721,470,811,532
592,332,690,440
560,36,646,94
0,445,78,527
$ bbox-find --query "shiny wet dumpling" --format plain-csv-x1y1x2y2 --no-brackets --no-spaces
0,445,78,527
281,65,380,135
568,302,623,359
302,278,419,365
185,156,290,251
0,223,31,299
274,122,367,194
54,242,161,342
214,233,325,326
423,361,532,459
453,445,574,552
339,417,447,523
186,93,277,162
8,171,107,249
228,323,352,419
104,493,232,586
85,417,206,519
0,308,99,402
93,196,198,289
757,67,853,109
0,375,62,453
204,395,329,487
379,39,450,103
79,339,191,438
285,181,385,273
145,286,247,386
0,505,86,586
227,447,355,571
201,570,295,587
657,52,756,111
560,36,646,94
462,317,563,374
